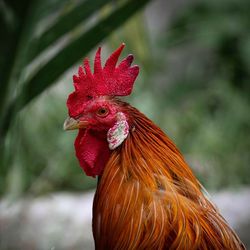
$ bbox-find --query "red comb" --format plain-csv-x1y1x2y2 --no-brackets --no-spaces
67,43,139,117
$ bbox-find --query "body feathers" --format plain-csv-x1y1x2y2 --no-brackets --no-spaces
93,103,245,250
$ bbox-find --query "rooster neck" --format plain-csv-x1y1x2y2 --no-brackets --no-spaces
99,105,200,187
95,105,204,209
92,105,245,250
93,106,202,248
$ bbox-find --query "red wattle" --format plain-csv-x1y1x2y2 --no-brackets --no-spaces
74,129,111,177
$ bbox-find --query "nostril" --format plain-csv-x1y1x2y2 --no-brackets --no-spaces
75,114,83,119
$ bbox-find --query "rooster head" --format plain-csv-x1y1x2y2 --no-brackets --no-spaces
64,44,139,177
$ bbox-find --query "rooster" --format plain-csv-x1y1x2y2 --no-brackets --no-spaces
64,44,245,249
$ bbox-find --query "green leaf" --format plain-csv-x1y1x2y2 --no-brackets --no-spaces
26,0,114,64
1,0,150,136
0,0,32,118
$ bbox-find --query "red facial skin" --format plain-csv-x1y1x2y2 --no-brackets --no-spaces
72,97,127,177
76,97,122,131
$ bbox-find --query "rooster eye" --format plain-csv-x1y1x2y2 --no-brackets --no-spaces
96,107,109,117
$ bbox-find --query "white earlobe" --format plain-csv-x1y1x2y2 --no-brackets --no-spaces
107,112,129,150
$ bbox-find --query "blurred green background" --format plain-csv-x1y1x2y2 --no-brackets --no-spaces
0,0,250,199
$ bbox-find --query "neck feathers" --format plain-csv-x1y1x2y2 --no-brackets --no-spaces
93,105,244,250
113,105,202,193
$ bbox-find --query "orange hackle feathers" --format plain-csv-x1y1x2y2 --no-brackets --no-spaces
93,104,245,250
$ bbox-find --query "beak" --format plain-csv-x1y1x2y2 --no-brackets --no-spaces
63,117,88,130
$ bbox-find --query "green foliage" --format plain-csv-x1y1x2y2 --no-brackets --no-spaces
159,0,250,189
1,0,249,197
0,0,150,136
0,0,151,196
